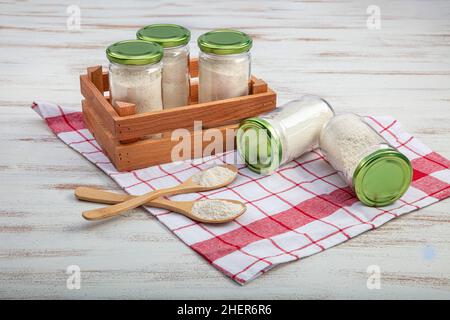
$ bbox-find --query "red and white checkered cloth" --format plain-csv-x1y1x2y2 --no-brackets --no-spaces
32,101,450,284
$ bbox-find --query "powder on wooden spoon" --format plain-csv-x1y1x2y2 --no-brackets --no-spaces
191,166,236,187
191,199,243,220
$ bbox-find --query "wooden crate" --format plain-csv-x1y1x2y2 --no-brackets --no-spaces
80,58,276,171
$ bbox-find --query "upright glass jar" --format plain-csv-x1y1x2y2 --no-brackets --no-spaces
319,113,412,206
237,95,334,175
106,40,163,114
197,29,252,103
137,24,191,109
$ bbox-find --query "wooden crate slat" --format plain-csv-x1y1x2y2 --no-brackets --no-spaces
251,76,268,94
114,101,136,116
189,78,198,104
114,89,276,140
87,66,104,92
190,76,267,105
81,99,118,164
80,74,118,135
116,123,239,171
189,58,198,78
114,101,139,143
102,71,109,92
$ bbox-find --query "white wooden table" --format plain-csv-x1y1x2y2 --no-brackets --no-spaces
1,0,449,299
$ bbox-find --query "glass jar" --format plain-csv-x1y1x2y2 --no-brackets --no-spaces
137,24,191,109
237,95,334,175
197,29,252,103
319,113,412,206
106,40,163,114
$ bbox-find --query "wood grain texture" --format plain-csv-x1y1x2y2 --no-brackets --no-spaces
82,99,118,162
87,66,104,93
113,88,275,139
80,75,118,134
114,123,239,171
0,0,449,299
113,101,138,143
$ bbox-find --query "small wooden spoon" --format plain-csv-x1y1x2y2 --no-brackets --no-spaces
80,164,238,221
75,187,245,223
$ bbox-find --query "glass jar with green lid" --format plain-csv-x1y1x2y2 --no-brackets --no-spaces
319,113,413,207
137,24,191,109
197,29,252,103
237,95,334,175
106,40,163,114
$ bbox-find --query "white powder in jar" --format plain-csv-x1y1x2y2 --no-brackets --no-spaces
191,199,243,220
238,96,335,175
319,113,386,184
275,97,334,164
198,53,250,103
191,166,236,187
109,63,163,114
253,96,334,168
162,47,190,108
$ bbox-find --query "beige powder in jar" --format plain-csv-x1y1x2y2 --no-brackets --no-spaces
271,97,335,165
198,53,250,103
162,47,190,108
109,63,163,114
319,113,387,184
237,96,334,174
136,24,191,109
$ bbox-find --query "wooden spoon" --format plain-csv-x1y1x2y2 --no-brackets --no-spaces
80,164,238,221
75,187,245,223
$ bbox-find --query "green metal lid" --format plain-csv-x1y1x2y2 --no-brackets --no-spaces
136,24,191,48
197,29,252,55
106,40,163,65
353,149,412,207
237,118,282,175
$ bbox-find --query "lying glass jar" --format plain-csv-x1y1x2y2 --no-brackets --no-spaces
106,40,163,114
137,24,191,109
198,29,252,103
319,113,412,207
237,95,334,175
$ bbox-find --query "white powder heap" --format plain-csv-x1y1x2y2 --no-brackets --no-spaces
191,199,243,220
198,54,250,103
109,64,163,114
319,113,386,184
191,166,236,187
162,47,190,108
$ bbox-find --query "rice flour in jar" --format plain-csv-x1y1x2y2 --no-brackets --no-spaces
197,29,252,103
106,40,163,114
137,24,191,108
319,113,412,206
237,95,334,174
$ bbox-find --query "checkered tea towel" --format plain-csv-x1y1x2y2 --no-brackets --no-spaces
32,101,450,284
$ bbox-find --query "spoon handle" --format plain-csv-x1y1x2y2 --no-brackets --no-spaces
75,187,191,212
75,187,130,204
81,186,182,221
75,187,178,207
80,181,205,221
